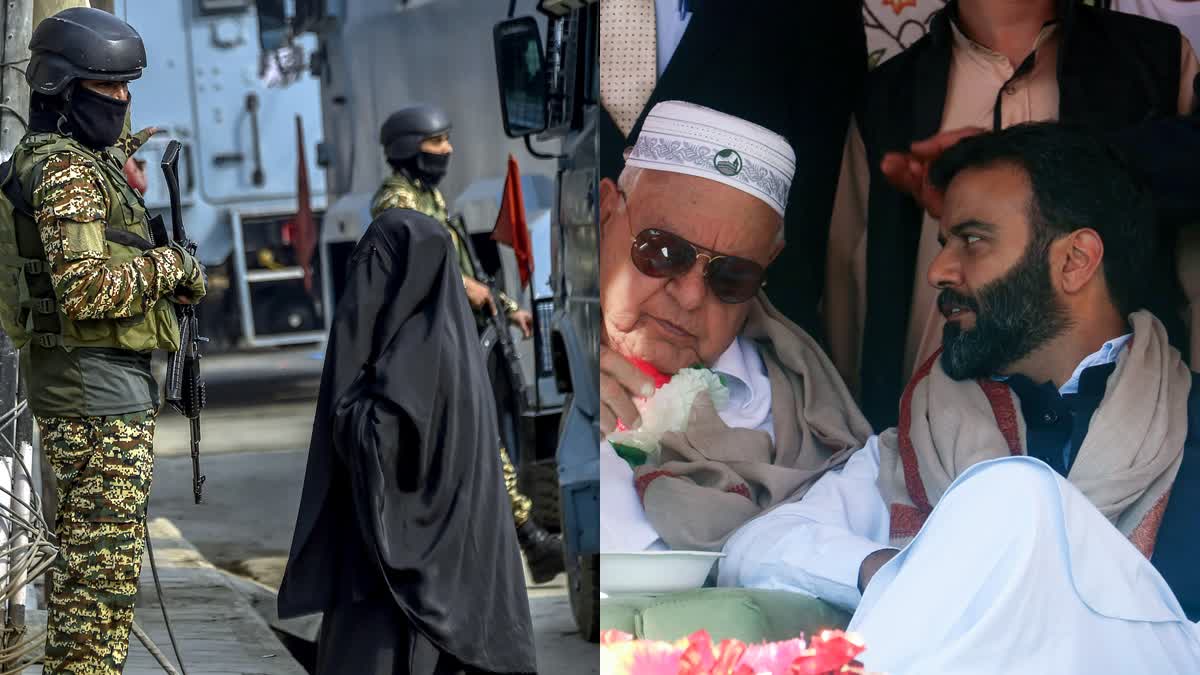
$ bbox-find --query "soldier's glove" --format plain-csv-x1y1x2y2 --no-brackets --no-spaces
168,243,207,304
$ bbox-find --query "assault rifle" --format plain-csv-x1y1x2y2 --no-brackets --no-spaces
161,140,207,504
449,214,529,413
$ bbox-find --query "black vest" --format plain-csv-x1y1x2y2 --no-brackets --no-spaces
1008,366,1200,621
856,1,1185,430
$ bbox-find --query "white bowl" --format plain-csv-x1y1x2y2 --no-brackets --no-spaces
600,551,725,595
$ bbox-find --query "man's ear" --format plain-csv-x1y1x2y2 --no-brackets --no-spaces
599,178,620,237
1058,228,1105,295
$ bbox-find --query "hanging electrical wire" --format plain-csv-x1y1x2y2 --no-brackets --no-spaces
0,386,57,674
0,360,183,674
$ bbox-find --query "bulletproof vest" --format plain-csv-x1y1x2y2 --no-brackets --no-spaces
0,132,179,352
371,172,448,222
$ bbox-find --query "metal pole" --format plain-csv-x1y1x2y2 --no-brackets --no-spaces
8,442,31,629
0,3,33,671
1,3,32,164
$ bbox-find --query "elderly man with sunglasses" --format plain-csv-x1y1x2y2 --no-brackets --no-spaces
599,101,873,555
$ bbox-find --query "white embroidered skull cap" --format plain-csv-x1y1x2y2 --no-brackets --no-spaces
624,100,796,217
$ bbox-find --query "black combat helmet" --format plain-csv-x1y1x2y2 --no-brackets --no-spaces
26,8,146,96
380,105,452,163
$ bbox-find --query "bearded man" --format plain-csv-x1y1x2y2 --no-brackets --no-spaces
599,101,873,554
720,122,1200,673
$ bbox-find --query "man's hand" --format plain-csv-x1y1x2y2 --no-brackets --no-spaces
858,548,900,593
118,125,164,160
134,125,164,145
464,276,496,314
168,244,207,304
599,344,655,436
509,309,533,338
123,157,148,193
880,126,986,219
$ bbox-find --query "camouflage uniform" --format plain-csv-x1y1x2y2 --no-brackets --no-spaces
500,446,531,526
27,129,197,674
39,412,155,673
370,172,531,526
370,173,521,318
8,9,207,672
35,130,184,322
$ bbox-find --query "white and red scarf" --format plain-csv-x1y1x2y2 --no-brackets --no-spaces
878,311,1192,557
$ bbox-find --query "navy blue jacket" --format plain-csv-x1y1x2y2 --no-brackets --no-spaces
1008,366,1200,621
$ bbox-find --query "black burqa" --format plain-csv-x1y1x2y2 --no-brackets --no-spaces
277,209,536,674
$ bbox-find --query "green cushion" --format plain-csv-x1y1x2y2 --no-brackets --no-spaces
600,588,852,644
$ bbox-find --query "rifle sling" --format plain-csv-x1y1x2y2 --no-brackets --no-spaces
103,228,155,251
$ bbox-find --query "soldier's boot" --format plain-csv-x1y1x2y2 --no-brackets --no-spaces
501,446,565,582
517,518,565,584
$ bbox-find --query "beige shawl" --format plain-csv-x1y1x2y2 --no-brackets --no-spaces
634,294,874,551
879,311,1191,556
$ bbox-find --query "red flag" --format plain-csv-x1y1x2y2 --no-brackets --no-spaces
491,154,533,289
294,115,317,293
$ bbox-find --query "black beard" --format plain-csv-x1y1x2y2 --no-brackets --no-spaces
940,239,1073,381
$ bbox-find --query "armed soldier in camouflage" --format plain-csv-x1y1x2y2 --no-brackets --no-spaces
372,105,534,334
0,9,205,673
372,105,565,583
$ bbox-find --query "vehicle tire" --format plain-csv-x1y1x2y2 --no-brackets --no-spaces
270,294,318,334
520,459,561,534
566,552,600,643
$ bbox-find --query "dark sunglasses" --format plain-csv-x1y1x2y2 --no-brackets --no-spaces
620,190,766,304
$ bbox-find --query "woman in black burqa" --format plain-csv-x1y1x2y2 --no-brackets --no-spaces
277,208,537,674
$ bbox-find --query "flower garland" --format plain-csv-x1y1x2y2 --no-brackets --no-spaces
608,357,730,468
600,629,871,675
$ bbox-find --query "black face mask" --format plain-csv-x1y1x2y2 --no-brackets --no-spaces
62,85,129,149
939,236,1073,381
415,151,451,187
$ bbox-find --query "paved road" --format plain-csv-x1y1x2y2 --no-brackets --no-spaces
150,347,596,674
151,347,325,459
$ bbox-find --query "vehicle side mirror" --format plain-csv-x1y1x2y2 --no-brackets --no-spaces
493,17,548,138
255,0,289,52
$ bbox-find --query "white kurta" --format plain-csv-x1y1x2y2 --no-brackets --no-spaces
719,335,1134,606
600,337,774,553
720,339,1200,673
849,457,1200,673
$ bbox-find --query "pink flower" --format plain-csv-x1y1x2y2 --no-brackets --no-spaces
600,635,686,675
602,630,636,645
599,629,869,675
788,631,868,675
738,638,811,673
